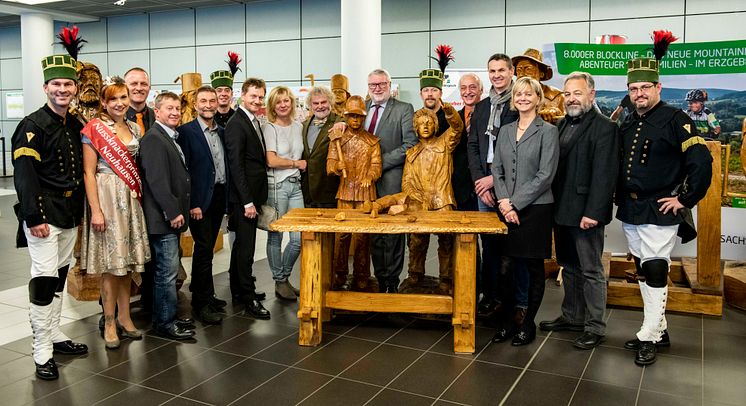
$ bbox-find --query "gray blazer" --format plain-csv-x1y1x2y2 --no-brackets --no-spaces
366,98,417,196
492,116,559,210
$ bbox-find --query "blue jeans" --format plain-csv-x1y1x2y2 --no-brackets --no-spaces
266,178,304,281
149,233,180,331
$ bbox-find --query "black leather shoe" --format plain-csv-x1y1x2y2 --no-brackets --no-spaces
255,290,267,301
539,316,584,332
210,296,228,309
491,327,513,343
244,299,271,320
478,298,501,319
511,330,536,346
175,318,196,330
53,340,88,355
35,359,59,380
624,330,670,350
193,306,223,325
635,341,657,366
573,332,605,350
156,324,196,340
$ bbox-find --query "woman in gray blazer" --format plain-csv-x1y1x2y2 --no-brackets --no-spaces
491,77,559,346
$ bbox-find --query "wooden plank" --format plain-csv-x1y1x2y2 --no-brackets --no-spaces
681,257,723,295
724,261,746,311
697,141,722,288
452,233,477,354
324,291,453,314
608,257,685,283
270,208,507,235
607,281,722,316
297,232,325,346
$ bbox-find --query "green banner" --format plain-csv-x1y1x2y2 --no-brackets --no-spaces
554,39,746,76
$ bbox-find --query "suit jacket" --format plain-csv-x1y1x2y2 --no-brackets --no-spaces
176,118,228,213
139,123,191,235
301,112,343,206
455,108,477,206
492,117,559,210
467,95,519,182
223,107,268,208
553,109,620,227
126,106,155,131
365,98,418,196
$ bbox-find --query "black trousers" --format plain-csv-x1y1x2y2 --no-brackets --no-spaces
228,203,258,300
371,233,405,289
188,184,226,309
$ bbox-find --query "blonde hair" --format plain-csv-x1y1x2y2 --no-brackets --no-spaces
511,76,544,112
266,86,296,123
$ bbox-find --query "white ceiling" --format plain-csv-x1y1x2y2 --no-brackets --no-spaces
0,0,264,27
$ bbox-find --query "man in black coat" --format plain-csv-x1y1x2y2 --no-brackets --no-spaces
539,72,619,350
176,86,229,325
466,54,520,317
139,92,194,340
223,77,270,319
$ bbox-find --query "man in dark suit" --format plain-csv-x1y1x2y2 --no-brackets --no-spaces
223,77,270,319
176,86,229,325
365,68,418,293
466,54,520,317
456,73,482,212
301,86,343,208
139,92,195,340
539,72,619,350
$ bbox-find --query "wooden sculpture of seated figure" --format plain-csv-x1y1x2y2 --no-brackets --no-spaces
327,95,382,291
363,101,464,294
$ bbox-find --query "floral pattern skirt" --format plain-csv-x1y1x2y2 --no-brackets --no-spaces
80,172,150,276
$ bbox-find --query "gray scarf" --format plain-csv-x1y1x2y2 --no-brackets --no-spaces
486,82,513,136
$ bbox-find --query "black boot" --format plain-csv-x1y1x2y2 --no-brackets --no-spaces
511,259,545,346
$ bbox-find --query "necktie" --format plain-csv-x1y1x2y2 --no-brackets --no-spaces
312,118,326,126
253,117,265,150
367,104,381,133
135,112,146,136
465,109,472,133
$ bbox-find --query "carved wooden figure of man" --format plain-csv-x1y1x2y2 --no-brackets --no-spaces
327,95,382,291
513,49,565,124
365,102,464,294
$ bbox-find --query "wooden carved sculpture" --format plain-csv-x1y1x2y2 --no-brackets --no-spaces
513,48,565,124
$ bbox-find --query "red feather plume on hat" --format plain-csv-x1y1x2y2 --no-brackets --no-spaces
652,30,678,61
56,25,87,60
430,44,455,74
227,51,242,76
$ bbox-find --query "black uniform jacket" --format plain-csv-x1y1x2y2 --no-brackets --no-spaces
139,123,191,235
553,108,620,227
616,101,712,230
214,108,235,128
12,105,84,246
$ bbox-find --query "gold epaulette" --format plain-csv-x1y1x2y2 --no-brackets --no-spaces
13,147,41,161
681,136,706,152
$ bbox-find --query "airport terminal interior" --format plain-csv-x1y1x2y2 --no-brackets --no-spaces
1,1,745,405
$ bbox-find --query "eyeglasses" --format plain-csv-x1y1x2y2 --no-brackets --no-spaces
368,82,389,89
628,84,656,94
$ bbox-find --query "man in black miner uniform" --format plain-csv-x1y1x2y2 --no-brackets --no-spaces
12,53,89,380
618,31,712,366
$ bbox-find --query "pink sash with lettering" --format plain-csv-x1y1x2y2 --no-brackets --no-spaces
82,118,142,202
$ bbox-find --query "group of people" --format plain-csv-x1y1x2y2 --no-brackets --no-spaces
12,40,713,381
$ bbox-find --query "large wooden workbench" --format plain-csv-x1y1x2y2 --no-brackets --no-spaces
270,208,507,353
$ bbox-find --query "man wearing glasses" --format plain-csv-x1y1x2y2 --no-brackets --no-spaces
617,54,712,366
365,69,417,293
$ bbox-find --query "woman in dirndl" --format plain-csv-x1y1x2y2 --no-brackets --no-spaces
80,77,150,349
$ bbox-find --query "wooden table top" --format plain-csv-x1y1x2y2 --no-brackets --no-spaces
270,208,507,234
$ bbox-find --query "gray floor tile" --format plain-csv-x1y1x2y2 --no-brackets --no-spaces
340,343,424,386
570,380,638,406
299,378,381,406
230,367,331,405
637,389,702,406
440,361,521,404
366,389,436,406
140,349,245,394
387,352,471,398
93,385,174,406
581,346,642,389
640,354,702,400
503,370,578,406
294,336,379,375
528,337,593,377
181,358,286,406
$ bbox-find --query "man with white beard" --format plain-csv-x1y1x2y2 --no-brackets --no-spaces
539,71,619,350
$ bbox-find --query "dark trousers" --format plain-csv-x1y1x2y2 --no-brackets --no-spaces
228,203,258,300
555,225,607,335
371,233,405,290
188,184,225,309
514,257,546,333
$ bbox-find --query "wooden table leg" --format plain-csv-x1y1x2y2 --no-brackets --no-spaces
297,231,328,346
452,233,476,353
320,232,334,322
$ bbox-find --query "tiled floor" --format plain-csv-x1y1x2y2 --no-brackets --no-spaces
1,184,746,405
